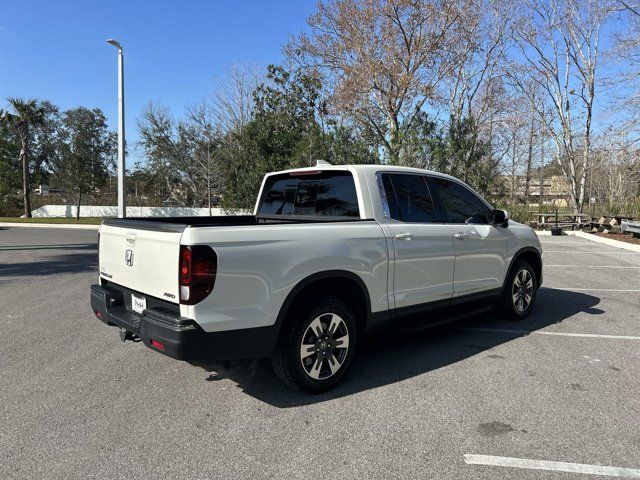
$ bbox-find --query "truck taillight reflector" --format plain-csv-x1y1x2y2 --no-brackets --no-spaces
179,245,217,305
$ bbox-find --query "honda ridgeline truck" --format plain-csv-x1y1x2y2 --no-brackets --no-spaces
90,162,542,392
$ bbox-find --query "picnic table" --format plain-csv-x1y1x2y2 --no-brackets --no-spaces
531,212,592,230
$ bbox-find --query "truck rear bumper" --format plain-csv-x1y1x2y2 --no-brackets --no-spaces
90,284,278,361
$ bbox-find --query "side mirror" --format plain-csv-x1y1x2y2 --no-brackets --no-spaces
492,209,509,227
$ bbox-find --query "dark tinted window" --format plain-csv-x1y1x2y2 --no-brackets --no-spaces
259,171,359,217
381,173,439,223
429,177,490,224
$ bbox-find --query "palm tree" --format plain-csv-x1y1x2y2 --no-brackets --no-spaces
0,98,46,217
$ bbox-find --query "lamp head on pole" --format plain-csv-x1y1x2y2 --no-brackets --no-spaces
106,39,122,51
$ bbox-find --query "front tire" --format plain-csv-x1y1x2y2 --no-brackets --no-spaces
497,260,537,320
271,295,358,393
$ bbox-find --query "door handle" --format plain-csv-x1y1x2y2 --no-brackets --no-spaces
453,233,469,239
395,232,414,241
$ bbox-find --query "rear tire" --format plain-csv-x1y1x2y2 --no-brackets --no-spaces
496,260,537,321
271,295,358,393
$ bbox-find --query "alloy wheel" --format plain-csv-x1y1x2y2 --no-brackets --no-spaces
299,313,350,380
511,268,534,313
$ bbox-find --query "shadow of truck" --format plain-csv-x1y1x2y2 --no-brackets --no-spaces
193,287,602,407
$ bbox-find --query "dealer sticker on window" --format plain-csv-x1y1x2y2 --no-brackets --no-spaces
132,294,147,314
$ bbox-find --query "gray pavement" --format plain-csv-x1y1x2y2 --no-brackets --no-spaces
1,226,639,479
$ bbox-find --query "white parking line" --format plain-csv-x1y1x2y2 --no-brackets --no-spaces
559,288,640,292
464,454,640,478
542,287,640,292
454,327,640,341
545,265,640,268
543,251,640,254
539,241,597,245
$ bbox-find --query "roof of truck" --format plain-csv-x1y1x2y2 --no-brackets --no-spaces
272,163,461,182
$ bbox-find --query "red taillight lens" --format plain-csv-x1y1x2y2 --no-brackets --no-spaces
97,231,101,276
289,170,321,176
180,246,192,284
179,245,217,305
151,339,165,351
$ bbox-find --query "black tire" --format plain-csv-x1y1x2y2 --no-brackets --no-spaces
496,260,538,321
271,295,358,393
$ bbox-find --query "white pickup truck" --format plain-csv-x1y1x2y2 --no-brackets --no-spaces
91,162,542,392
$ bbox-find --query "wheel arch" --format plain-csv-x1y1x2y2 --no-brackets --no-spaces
504,247,543,290
275,270,372,335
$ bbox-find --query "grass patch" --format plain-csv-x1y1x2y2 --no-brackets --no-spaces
0,217,105,225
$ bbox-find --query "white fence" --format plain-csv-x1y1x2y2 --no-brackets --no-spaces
30,205,238,218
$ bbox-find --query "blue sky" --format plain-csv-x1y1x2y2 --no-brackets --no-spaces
0,0,315,163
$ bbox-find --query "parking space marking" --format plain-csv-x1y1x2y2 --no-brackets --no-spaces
539,241,601,245
540,245,608,248
454,327,640,341
545,265,640,268
543,251,640,254
557,288,640,292
464,454,640,478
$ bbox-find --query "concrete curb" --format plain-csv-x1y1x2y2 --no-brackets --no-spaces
0,222,100,230
536,229,640,252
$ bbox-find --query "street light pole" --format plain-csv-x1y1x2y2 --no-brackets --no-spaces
106,39,126,218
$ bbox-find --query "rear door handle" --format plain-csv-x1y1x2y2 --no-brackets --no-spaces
395,232,414,241
453,233,469,239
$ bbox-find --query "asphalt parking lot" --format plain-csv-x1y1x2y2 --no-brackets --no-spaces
1,226,639,479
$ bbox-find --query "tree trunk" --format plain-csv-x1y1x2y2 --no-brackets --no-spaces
388,113,400,165
510,131,517,203
524,118,534,207
76,190,82,220
20,142,32,218
207,175,212,217
577,101,593,216
539,131,544,209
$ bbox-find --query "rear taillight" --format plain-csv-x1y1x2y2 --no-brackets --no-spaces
97,231,100,274
179,245,217,305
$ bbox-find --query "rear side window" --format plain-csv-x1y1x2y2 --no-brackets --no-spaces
258,171,359,218
380,173,439,223
428,177,491,224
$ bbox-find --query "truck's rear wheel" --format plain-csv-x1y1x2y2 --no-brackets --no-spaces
271,295,357,392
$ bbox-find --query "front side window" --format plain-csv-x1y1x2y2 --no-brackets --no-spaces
380,173,439,223
258,171,359,218
429,177,490,224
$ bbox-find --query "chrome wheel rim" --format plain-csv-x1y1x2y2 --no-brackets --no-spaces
512,268,534,313
299,313,349,380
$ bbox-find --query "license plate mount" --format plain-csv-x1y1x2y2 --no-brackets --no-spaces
131,294,147,314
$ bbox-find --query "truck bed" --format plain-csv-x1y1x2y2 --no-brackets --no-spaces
103,215,371,232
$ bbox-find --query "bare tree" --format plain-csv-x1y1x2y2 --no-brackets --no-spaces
446,0,509,126
138,103,199,206
510,0,609,213
591,129,640,209
186,102,223,215
289,0,476,164
441,0,512,183
609,1,640,148
209,63,261,134
501,109,527,202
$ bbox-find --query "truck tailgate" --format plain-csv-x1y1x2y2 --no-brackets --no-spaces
99,223,183,303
